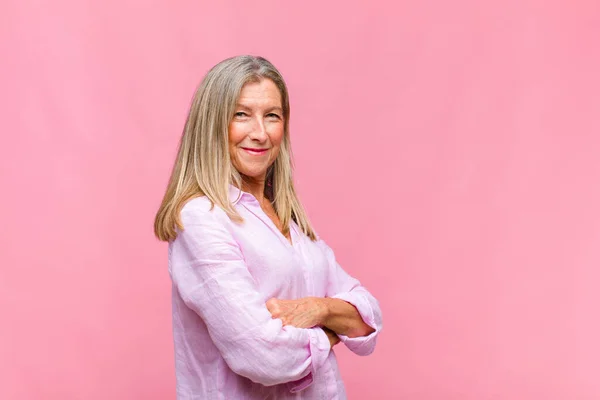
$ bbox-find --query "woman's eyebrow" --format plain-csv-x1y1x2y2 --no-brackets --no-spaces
235,103,252,110
266,106,283,113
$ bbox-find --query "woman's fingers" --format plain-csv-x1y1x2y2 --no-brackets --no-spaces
266,298,281,317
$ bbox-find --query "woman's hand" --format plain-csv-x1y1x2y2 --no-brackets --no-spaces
266,297,329,329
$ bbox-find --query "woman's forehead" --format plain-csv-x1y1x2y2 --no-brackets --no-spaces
237,83,282,109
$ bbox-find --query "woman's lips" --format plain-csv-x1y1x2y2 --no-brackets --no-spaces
242,147,268,155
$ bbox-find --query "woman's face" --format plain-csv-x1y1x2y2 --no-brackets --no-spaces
228,79,284,181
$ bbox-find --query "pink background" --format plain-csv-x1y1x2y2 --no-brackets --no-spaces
1,1,599,399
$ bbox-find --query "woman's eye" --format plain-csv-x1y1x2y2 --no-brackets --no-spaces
267,113,281,119
235,112,247,117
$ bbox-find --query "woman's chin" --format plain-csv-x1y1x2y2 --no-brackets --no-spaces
238,169,268,181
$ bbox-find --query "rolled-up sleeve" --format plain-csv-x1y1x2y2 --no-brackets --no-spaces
170,202,331,390
319,240,383,356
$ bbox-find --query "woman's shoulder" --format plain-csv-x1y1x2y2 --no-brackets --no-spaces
310,231,333,253
181,195,213,213
180,196,228,226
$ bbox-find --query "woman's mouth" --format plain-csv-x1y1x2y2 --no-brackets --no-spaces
242,147,269,155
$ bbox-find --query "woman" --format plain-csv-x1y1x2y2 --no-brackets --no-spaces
154,55,383,399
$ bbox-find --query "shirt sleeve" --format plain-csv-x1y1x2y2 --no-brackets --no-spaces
318,239,383,356
170,201,331,391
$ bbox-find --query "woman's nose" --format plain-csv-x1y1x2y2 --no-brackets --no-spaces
249,118,268,140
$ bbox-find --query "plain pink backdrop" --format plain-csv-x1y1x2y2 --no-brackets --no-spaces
1,1,599,399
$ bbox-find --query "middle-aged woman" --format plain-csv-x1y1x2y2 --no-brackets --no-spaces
154,55,383,399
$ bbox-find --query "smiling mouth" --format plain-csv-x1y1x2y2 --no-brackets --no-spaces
242,148,269,155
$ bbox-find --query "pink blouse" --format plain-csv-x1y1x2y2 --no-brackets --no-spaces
168,185,383,399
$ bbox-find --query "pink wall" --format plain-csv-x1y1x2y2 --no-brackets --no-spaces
2,1,599,399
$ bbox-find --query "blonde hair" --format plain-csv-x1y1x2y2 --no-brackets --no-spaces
154,55,317,242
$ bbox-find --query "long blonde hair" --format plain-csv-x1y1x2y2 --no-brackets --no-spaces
154,55,317,242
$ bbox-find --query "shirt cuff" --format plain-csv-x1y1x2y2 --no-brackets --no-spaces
331,292,380,356
288,327,331,393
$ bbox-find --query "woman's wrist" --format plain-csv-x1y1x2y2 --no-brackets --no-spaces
318,297,333,327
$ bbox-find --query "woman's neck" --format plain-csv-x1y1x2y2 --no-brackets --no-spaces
240,175,267,204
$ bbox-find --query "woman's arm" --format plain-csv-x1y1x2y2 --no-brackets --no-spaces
267,239,383,356
266,296,374,338
320,239,383,356
321,297,376,338
171,201,332,391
